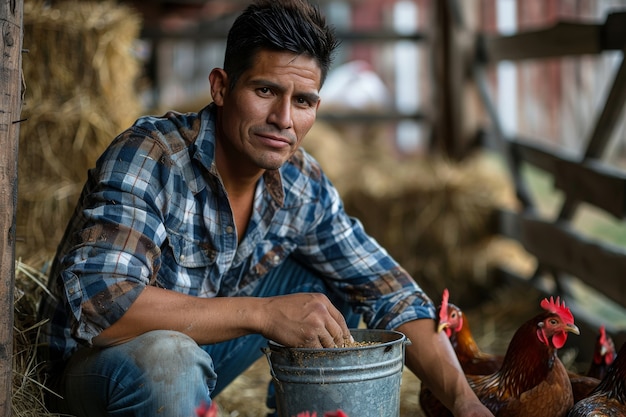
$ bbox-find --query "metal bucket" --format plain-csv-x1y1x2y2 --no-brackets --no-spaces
263,329,409,417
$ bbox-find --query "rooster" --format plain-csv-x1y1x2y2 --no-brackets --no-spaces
567,340,626,416
423,296,580,417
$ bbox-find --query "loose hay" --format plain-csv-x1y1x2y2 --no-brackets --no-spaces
13,260,61,417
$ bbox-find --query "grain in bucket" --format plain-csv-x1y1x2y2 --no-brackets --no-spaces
263,329,410,417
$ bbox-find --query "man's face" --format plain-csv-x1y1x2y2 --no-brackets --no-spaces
211,49,322,172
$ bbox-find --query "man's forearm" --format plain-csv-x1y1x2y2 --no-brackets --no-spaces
93,286,262,347
397,319,482,415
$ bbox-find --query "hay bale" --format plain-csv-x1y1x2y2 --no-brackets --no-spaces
22,0,142,128
17,0,143,267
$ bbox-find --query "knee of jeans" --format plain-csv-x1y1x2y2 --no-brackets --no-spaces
134,330,215,369
131,331,217,391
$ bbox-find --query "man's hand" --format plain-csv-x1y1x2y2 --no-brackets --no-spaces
259,293,352,348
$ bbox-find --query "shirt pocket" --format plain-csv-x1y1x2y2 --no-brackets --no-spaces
167,232,215,268
62,270,84,322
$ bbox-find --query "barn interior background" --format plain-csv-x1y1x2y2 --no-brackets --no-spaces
9,0,626,416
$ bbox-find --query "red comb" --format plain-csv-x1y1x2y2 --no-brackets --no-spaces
324,410,348,417
438,288,449,323
540,296,574,323
599,325,607,344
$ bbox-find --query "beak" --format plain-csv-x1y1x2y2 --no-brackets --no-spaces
437,322,449,334
567,323,580,336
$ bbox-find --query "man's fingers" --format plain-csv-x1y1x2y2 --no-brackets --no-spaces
326,302,352,344
318,331,338,348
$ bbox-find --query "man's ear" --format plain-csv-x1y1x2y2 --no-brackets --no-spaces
209,68,228,105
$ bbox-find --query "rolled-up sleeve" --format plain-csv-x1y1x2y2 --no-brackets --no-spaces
58,129,172,345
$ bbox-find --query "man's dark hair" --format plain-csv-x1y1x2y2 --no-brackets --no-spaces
224,0,338,91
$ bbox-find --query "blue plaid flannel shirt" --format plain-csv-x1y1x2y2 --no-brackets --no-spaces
38,103,435,375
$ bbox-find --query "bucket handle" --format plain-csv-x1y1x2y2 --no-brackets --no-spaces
261,347,283,392
402,336,412,373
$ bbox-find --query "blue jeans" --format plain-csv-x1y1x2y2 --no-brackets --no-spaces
51,259,360,417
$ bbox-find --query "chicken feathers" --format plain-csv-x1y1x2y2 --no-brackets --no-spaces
421,295,580,417
567,340,626,417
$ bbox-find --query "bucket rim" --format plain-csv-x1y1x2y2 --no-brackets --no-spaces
267,328,407,352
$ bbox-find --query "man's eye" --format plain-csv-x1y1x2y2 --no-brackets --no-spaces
296,97,311,107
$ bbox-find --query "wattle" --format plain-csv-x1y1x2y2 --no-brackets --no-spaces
552,331,567,348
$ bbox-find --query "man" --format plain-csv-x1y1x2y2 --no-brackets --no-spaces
38,1,495,416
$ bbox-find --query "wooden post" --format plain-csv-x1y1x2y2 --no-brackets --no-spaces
430,0,477,159
0,0,24,416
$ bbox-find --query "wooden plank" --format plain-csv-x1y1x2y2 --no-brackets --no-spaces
483,21,602,62
141,24,427,42
554,158,626,220
496,210,626,308
481,12,626,63
0,0,24,416
317,110,428,124
509,138,626,219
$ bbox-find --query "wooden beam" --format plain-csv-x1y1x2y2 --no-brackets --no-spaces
497,209,626,308
481,12,626,63
509,137,626,220
430,0,469,158
140,24,427,43
0,1,24,415
317,110,428,124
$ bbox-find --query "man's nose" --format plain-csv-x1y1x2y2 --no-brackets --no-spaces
268,98,293,130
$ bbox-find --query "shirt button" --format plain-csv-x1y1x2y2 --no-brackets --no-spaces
226,226,234,234
179,254,186,261
273,255,280,264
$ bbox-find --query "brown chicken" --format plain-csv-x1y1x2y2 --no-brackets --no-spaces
422,296,580,417
466,296,580,416
437,288,503,375
420,289,503,417
587,325,616,380
567,340,626,417
568,325,616,402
